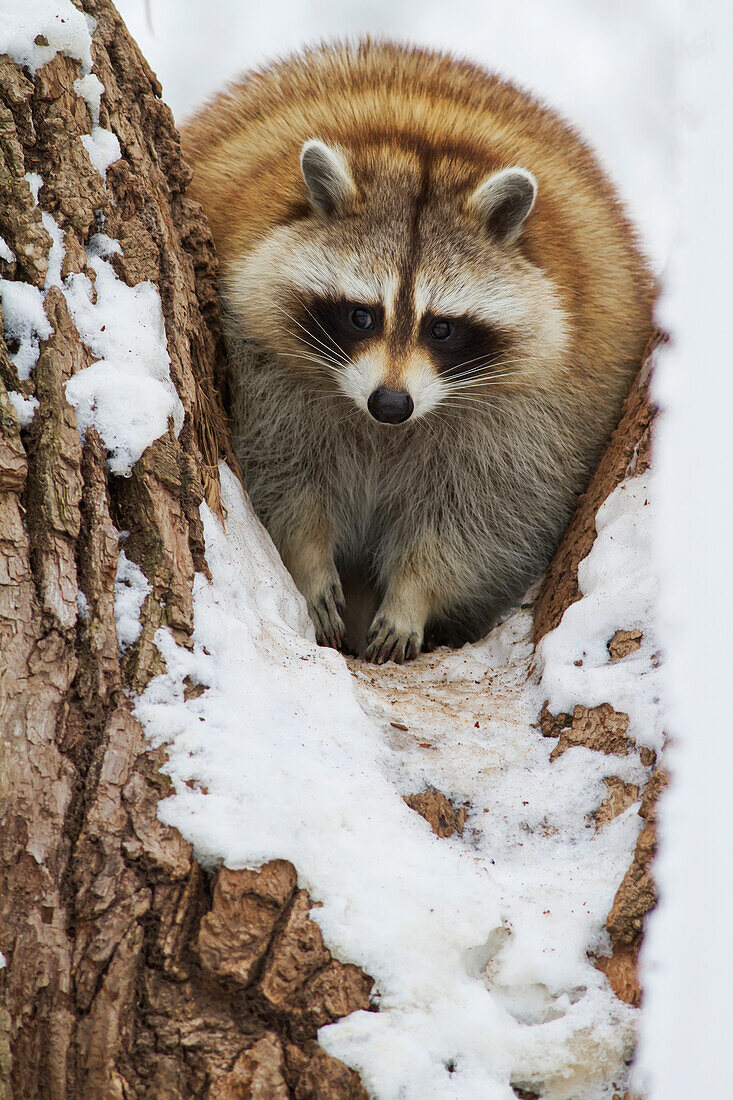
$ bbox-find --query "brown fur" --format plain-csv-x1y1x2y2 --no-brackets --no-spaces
184,40,651,357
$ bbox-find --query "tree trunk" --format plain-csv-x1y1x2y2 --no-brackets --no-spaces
0,4,664,1098
0,4,369,1097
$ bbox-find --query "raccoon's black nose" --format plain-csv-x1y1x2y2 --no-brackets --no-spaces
367,388,414,424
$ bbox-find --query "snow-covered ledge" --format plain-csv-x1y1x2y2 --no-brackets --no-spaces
134,453,662,1099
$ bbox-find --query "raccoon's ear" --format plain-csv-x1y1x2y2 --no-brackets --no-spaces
468,167,537,244
300,140,355,216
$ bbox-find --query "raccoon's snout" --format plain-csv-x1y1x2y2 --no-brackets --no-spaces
367,388,414,424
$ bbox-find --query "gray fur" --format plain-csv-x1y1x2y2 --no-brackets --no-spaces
226,319,610,658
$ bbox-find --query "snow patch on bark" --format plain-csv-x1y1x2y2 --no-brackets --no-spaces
0,4,119,181
114,549,152,651
0,170,54,377
25,172,43,205
0,236,15,263
63,233,184,474
0,280,52,380
74,73,121,180
76,590,89,623
536,473,663,752
7,391,39,427
73,73,104,120
80,126,121,180
135,463,652,1099
0,0,94,76
1,173,182,473
41,210,65,289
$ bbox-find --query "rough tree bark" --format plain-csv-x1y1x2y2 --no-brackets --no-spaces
0,4,369,1097
0,4,664,1098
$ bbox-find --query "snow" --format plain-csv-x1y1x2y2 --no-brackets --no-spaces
41,210,65,290
63,234,184,474
115,549,152,651
81,126,121,180
537,472,662,752
73,73,104,122
25,172,43,205
135,463,657,1099
7,391,39,428
77,590,89,622
73,71,122,180
1,170,181,473
0,0,94,76
636,3,733,1097
0,236,15,264
0,279,53,381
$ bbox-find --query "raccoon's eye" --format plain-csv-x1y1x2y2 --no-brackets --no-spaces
429,319,453,341
349,307,375,331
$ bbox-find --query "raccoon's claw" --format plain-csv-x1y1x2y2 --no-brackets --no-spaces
309,583,346,650
364,617,422,664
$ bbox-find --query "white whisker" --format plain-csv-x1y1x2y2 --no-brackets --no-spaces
292,292,352,364
443,357,535,383
273,303,350,365
290,354,342,375
283,343,343,369
283,329,350,369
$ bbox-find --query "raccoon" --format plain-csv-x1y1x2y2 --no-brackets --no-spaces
182,40,654,663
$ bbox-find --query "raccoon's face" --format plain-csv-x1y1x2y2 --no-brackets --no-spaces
228,141,569,424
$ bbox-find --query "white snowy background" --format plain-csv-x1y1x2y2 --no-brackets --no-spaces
2,0,732,1096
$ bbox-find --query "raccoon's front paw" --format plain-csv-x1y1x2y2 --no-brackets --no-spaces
364,615,423,664
307,580,346,651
